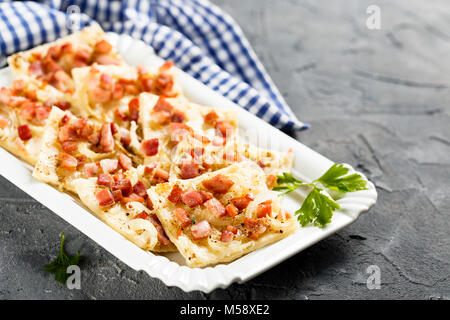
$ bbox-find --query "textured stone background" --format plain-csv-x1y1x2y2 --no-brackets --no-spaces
1,0,449,299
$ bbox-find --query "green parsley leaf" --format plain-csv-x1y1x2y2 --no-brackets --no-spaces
191,216,196,225
45,233,81,284
315,163,367,193
274,163,368,228
272,172,305,195
295,188,340,228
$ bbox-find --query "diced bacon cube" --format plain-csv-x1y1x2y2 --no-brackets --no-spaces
83,162,100,177
61,141,78,154
220,230,234,242
25,89,37,101
226,225,238,234
168,185,183,204
133,181,147,198
230,193,254,211
174,208,191,228
34,106,50,123
114,107,127,121
100,124,115,153
140,77,153,92
171,110,185,123
112,178,132,197
60,43,72,54
74,48,91,62
153,167,169,182
118,128,131,146
147,214,172,245
112,84,124,100
180,162,200,179
204,110,219,126
141,138,159,156
47,45,61,60
169,123,192,143
29,61,44,77
202,174,234,194
110,123,118,135
17,124,32,141
204,197,226,217
59,153,77,171
88,131,100,145
58,124,78,143
155,73,174,93
159,61,175,72
153,97,173,113
244,218,268,240
191,220,211,240
19,102,36,121
96,189,115,207
99,73,113,91
128,98,139,122
112,189,123,203
52,70,72,92
134,211,149,220
94,54,121,65
55,100,71,111
198,190,213,202
118,154,132,170
124,83,139,95
266,175,277,189
100,159,118,173
91,86,111,103
97,173,113,188
144,163,157,176
181,189,204,207
256,200,272,218
122,193,145,203
94,40,112,54
153,110,172,125
216,120,234,138
225,204,239,218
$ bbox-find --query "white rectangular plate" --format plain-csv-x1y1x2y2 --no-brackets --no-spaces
0,32,377,293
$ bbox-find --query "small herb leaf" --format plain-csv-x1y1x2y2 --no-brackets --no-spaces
315,163,367,193
273,173,305,195
45,233,81,284
295,188,340,228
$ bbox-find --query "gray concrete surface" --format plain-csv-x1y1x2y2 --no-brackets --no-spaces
1,0,449,299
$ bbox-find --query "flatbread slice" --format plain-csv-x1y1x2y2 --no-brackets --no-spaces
32,107,142,191
138,92,238,176
147,161,298,267
0,80,73,165
7,24,124,98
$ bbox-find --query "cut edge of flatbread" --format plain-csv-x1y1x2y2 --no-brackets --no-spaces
32,107,66,186
72,177,177,252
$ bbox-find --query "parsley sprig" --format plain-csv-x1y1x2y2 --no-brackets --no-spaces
275,164,368,228
45,233,81,284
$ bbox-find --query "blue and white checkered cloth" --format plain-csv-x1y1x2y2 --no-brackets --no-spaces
0,0,307,131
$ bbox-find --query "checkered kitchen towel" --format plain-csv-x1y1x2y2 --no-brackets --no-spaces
0,0,307,131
